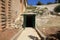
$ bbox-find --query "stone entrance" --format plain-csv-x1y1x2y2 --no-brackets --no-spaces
23,14,36,28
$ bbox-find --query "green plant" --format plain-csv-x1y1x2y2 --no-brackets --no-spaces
36,1,42,5
26,6,36,9
38,11,43,15
54,5,60,13
47,2,53,5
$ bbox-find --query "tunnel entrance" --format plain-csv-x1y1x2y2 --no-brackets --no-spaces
23,14,35,28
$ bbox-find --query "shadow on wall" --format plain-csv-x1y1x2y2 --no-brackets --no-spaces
50,11,60,16
46,31,60,40
28,35,40,40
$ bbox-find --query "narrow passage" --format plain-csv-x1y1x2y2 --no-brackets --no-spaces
16,27,41,40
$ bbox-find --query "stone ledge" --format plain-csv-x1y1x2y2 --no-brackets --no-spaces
35,27,47,40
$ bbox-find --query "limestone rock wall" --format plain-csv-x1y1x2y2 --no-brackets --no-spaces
37,4,60,11
35,4,60,35
36,14,51,28
36,14,60,35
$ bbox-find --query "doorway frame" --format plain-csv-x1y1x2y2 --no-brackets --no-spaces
22,14,36,28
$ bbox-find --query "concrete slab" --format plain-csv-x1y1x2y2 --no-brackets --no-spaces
16,27,41,40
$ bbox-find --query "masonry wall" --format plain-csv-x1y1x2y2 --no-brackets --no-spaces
0,0,6,30
11,0,20,23
5,0,12,28
10,0,27,28
0,0,12,30
0,0,27,30
11,0,27,22
20,0,27,13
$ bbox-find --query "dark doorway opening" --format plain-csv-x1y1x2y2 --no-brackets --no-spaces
23,15,35,28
